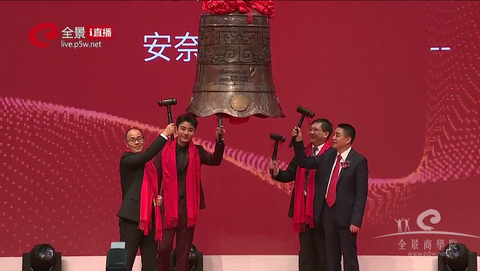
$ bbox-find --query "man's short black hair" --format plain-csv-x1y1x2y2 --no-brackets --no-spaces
338,123,356,144
312,118,333,139
176,113,198,129
124,127,142,141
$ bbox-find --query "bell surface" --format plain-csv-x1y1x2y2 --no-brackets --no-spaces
186,10,285,119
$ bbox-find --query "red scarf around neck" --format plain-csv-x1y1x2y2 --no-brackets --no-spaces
293,141,330,232
136,155,162,242
161,139,201,229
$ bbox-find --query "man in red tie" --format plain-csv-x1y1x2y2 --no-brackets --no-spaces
269,118,333,271
292,123,369,271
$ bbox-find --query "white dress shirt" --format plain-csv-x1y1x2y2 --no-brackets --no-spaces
325,147,352,198
304,143,325,195
313,143,324,156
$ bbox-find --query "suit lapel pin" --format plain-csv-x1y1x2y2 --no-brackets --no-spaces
340,160,351,169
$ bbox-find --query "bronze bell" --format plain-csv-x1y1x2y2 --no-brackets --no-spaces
186,9,285,119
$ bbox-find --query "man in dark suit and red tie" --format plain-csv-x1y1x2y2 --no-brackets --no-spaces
269,118,333,271
292,123,369,271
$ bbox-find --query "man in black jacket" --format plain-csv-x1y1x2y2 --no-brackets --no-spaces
270,118,332,271
116,123,176,271
155,113,225,271
292,123,369,271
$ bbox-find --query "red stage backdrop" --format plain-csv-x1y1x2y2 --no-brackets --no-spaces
1,1,478,257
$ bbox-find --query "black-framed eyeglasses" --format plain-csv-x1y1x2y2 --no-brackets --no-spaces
127,137,144,144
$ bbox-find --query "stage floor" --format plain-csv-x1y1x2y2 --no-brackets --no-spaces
1,255,465,271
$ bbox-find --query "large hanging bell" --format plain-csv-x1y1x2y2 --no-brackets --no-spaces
186,9,284,119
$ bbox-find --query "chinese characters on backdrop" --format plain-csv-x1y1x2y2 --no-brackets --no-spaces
144,32,198,62
399,238,457,251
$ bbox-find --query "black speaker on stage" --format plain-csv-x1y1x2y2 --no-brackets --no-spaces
22,244,62,271
170,244,203,271
438,243,477,271
106,248,128,271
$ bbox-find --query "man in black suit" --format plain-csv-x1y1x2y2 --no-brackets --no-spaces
270,118,333,271
292,123,369,271
155,113,225,271
117,122,176,271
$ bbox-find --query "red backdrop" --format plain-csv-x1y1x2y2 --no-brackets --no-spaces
1,1,478,257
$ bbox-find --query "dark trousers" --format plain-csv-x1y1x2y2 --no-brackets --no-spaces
119,217,157,271
157,200,195,271
299,222,327,271
322,202,359,271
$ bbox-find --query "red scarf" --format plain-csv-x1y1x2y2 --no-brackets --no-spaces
161,139,201,229
137,157,163,242
293,142,330,232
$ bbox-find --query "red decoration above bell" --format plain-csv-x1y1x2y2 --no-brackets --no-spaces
186,0,285,123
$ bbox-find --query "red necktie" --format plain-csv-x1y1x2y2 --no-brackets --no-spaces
326,155,342,207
